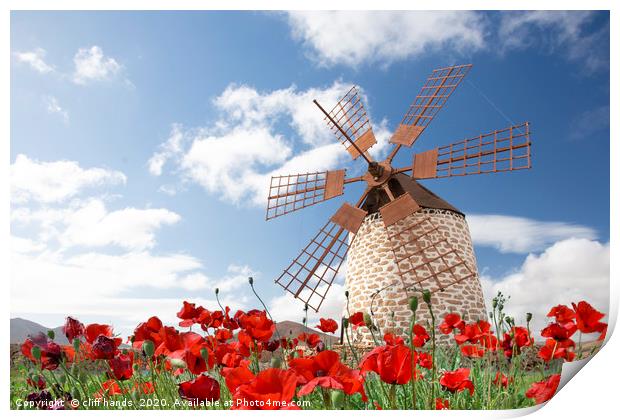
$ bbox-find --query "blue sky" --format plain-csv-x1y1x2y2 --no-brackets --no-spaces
10,11,610,337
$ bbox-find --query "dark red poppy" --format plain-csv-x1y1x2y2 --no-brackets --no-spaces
84,324,114,344
237,310,275,342
132,316,163,350
91,335,121,360
439,313,465,334
178,374,221,402
440,368,474,395
264,339,280,352
63,317,85,342
525,374,561,404
460,344,485,358
177,301,207,327
316,318,338,333
360,342,412,385
571,301,607,335
547,304,576,323
436,398,450,410
221,364,255,394
232,368,299,410
21,333,62,370
108,352,134,380
26,375,46,390
349,312,365,328
280,337,298,350
412,324,430,347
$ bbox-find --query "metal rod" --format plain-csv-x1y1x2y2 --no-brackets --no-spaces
313,99,373,165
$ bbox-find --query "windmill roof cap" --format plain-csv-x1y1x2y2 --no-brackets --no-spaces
392,173,463,216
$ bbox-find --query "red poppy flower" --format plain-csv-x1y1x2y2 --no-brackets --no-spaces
435,398,450,410
461,344,485,358
63,317,85,342
178,374,221,402
232,368,299,410
177,301,207,327
264,339,280,352
215,328,233,342
136,382,155,395
168,332,214,375
454,321,490,345
94,379,123,399
412,324,430,347
155,326,184,356
502,326,533,358
349,312,365,328
360,342,412,385
541,322,577,342
237,310,275,342
290,350,365,400
221,365,256,394
280,337,298,350
316,318,338,333
547,305,576,323
525,374,561,404
132,316,163,350
440,368,474,395
571,301,607,335
91,335,122,360
21,333,62,370
439,313,465,334
494,372,511,388
538,339,575,362
108,352,134,380
373,401,383,410
84,323,114,344
414,351,432,370
383,333,405,346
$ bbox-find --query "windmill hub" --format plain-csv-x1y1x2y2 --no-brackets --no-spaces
364,160,392,187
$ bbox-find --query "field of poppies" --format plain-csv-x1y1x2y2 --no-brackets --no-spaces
10,287,607,410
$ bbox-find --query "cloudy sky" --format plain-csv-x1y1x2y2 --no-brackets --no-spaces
10,11,609,338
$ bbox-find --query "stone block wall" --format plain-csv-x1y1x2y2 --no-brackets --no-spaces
343,209,488,345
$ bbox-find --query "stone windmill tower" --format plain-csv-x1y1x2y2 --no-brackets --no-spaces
265,64,532,344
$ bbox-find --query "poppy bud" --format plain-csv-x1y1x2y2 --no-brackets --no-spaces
215,287,219,295
342,318,349,329
409,296,419,312
248,277,254,285
316,341,326,353
270,356,282,369
345,290,349,298
331,390,345,408
169,358,187,369
498,303,504,311
526,312,532,322
302,317,306,324
363,312,373,328
422,290,432,305
133,363,140,371
492,298,498,309
32,345,41,360
200,348,209,361
47,330,55,340
142,340,155,357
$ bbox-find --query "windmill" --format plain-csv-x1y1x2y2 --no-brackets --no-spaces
265,64,531,343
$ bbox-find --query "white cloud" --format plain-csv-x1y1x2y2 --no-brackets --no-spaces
498,11,609,73
58,199,180,251
468,214,597,253
285,11,486,68
11,154,126,204
569,105,609,141
149,82,392,207
72,46,122,85
481,238,609,340
44,96,69,124
13,48,54,73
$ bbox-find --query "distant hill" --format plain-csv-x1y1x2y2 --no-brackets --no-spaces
275,320,339,345
10,318,68,345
